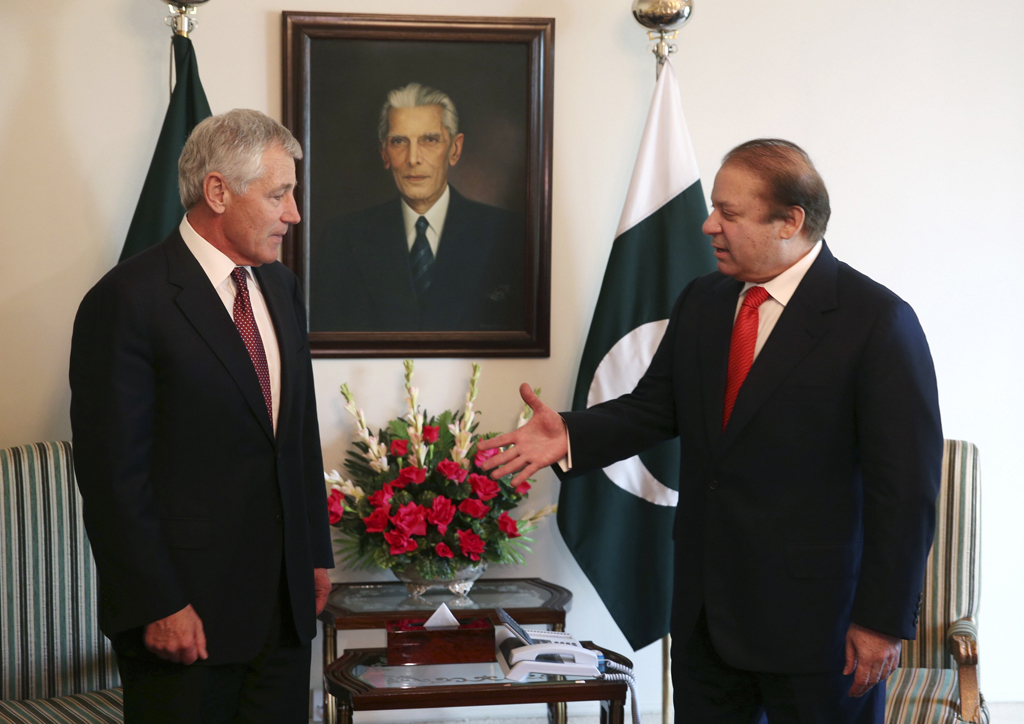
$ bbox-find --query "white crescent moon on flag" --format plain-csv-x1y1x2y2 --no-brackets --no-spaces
587,320,679,507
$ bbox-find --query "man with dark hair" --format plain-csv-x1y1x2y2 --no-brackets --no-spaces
480,139,942,722
310,82,524,333
70,109,334,723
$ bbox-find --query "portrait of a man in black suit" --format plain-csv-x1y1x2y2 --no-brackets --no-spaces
309,82,524,333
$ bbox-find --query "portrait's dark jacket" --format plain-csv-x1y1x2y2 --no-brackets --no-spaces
559,243,942,674
309,186,525,332
69,230,334,665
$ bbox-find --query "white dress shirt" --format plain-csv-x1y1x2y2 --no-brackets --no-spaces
179,216,282,433
401,184,451,258
737,239,822,362
559,239,823,472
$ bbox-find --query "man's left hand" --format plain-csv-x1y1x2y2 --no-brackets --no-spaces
314,568,331,615
844,622,901,697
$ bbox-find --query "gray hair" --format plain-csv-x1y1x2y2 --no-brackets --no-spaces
377,83,459,143
179,109,303,210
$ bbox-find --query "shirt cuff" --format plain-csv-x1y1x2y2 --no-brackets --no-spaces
556,415,572,473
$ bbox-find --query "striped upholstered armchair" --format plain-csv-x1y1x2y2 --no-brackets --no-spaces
0,441,123,722
885,439,987,724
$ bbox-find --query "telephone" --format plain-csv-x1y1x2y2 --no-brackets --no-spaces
493,607,602,681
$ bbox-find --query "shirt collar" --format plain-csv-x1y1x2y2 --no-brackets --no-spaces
179,215,256,289
401,184,451,243
741,239,823,306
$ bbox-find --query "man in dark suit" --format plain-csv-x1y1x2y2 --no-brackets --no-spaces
70,109,334,723
309,82,524,332
479,140,942,722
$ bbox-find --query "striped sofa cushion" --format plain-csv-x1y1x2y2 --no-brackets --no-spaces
885,668,989,724
0,687,123,723
0,442,120,700
901,440,981,670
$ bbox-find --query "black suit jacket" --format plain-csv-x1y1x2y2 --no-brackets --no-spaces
70,231,333,664
309,186,524,332
561,243,942,673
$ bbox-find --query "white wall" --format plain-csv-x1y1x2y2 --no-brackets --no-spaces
1,0,1021,712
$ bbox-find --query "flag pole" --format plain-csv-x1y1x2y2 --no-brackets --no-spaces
628,5,695,722
162,1,211,38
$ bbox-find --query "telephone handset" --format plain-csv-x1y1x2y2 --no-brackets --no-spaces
493,607,602,681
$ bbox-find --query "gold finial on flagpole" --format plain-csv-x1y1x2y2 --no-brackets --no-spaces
632,0,693,74
162,1,211,38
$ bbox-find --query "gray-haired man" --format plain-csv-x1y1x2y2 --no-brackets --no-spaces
71,108,333,723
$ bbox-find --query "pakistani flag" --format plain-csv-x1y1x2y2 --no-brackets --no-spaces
556,60,716,651
119,34,211,262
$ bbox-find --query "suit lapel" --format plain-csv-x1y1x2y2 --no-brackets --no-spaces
165,233,275,444
700,275,745,447
254,265,298,448
357,199,419,323
428,188,487,315
714,243,839,457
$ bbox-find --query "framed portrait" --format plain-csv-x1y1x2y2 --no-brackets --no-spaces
282,12,554,357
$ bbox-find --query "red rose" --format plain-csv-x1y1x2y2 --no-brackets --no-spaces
437,459,468,483
422,425,440,444
395,466,427,487
367,483,394,509
390,439,409,457
383,529,418,555
390,501,428,537
458,498,490,519
468,474,500,502
473,447,499,468
457,529,486,561
362,506,390,533
515,481,532,495
427,496,456,535
435,542,454,559
498,511,521,538
327,489,344,525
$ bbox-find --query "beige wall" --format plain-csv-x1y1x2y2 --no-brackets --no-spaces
2,0,1022,711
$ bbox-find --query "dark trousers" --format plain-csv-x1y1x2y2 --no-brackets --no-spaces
673,608,885,724
115,579,310,724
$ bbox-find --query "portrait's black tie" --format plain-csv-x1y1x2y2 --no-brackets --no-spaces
410,215,435,301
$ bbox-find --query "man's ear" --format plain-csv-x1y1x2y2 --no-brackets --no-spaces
448,133,465,167
203,172,230,215
381,143,391,170
778,205,806,241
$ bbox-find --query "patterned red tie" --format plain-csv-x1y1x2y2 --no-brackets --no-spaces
231,267,273,423
722,285,771,430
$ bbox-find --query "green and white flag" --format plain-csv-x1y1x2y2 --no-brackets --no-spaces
556,60,716,651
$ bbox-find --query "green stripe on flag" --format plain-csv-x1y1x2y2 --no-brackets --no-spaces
119,34,211,263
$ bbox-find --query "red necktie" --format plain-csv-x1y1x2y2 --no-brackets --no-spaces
231,267,273,423
722,285,771,430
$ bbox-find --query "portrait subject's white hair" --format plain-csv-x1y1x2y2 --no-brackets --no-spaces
378,82,460,142
178,108,303,210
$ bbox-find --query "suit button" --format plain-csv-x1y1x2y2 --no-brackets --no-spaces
709,479,719,490
275,514,283,524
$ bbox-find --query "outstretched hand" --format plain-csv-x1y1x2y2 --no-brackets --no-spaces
844,622,901,697
476,383,568,487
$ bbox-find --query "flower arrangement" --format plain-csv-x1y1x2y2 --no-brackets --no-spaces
325,361,553,581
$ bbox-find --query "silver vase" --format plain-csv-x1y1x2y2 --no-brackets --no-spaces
392,562,487,598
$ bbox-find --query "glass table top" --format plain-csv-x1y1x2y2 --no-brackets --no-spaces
351,652,600,690
328,579,558,614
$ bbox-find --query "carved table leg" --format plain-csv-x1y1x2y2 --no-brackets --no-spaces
323,620,337,724
601,697,626,724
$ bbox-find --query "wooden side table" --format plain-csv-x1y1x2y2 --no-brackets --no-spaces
325,642,630,724
319,578,572,724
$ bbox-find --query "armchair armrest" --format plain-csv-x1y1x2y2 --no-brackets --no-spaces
948,618,981,723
